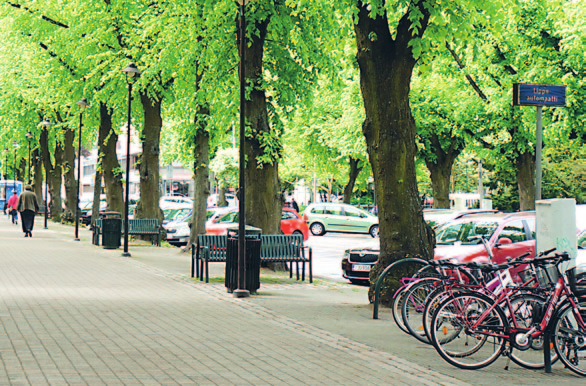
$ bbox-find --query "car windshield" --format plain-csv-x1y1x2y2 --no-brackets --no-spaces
171,208,191,221
164,208,179,219
435,220,499,245
217,211,238,224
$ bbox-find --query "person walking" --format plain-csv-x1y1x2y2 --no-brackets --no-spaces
290,197,300,213
7,190,19,225
17,185,39,237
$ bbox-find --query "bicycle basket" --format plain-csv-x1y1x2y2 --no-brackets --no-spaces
566,267,586,298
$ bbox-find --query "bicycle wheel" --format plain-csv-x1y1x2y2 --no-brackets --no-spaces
430,292,507,370
507,294,558,370
552,301,586,376
391,285,411,334
402,277,440,343
423,286,456,342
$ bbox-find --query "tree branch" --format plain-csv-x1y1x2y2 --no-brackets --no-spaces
6,1,69,28
445,42,489,102
39,42,77,77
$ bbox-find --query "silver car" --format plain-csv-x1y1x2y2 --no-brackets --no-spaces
303,203,379,238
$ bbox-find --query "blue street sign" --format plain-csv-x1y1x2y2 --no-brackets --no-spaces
513,83,566,107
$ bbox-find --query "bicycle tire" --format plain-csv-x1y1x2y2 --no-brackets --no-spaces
402,277,440,343
430,292,507,370
507,293,558,370
551,301,586,376
391,285,411,334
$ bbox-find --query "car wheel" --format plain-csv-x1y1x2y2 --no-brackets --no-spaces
310,222,325,236
292,230,303,238
349,279,369,286
369,225,379,238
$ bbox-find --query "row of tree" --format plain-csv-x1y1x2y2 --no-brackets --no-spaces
0,0,583,304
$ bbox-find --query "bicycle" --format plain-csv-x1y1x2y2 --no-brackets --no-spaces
429,251,585,375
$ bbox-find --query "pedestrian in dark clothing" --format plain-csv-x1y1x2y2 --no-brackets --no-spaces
291,197,300,213
7,191,19,224
17,185,39,238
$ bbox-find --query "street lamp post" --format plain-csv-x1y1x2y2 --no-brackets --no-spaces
40,119,51,229
74,98,88,241
26,131,32,184
234,0,250,298
13,141,18,193
3,149,6,181
121,62,140,257
3,149,7,182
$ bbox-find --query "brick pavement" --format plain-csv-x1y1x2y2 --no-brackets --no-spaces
0,217,469,386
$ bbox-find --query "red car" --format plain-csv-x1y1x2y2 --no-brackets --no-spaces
206,208,309,241
433,212,536,280
341,212,536,284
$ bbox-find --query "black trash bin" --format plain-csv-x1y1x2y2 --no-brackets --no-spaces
101,211,122,250
225,225,262,294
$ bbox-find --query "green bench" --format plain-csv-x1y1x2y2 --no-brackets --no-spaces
92,218,162,246
191,234,312,283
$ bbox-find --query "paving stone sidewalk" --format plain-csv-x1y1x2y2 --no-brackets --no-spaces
0,218,468,386
1,218,580,385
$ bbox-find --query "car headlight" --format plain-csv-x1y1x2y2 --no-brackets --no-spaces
175,225,190,237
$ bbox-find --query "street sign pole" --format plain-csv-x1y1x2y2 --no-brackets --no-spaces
512,83,565,206
535,106,543,201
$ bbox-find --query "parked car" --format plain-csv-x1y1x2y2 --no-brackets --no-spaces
341,211,537,284
423,208,498,229
81,196,139,225
341,239,379,284
207,193,238,207
80,199,108,225
206,208,309,241
162,205,192,226
160,195,193,209
206,207,233,225
433,212,536,281
303,203,379,238
164,208,226,246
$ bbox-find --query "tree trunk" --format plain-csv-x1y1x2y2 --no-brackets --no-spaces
40,128,63,222
241,16,282,236
516,151,535,210
91,171,103,227
16,158,26,182
354,2,434,305
32,148,44,205
424,133,462,209
218,185,228,207
98,103,124,214
135,92,163,224
187,125,210,249
51,142,64,222
427,161,452,209
343,156,362,204
62,127,77,221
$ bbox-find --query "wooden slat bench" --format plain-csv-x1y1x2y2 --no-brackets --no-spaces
191,234,312,283
92,218,162,246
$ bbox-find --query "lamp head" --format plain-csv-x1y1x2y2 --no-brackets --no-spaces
40,119,51,128
76,97,89,109
122,62,140,83
13,141,18,149
26,131,32,140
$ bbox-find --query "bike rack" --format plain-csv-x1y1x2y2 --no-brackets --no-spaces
372,257,429,319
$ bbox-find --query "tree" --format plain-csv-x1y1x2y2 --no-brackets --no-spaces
444,0,585,210
412,56,490,208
